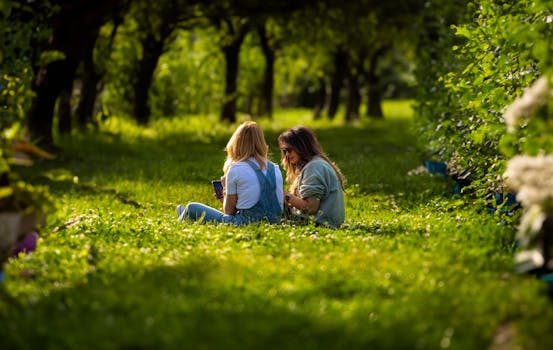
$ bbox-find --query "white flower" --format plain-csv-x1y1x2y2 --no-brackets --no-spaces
503,154,553,208
503,76,553,132
516,204,547,247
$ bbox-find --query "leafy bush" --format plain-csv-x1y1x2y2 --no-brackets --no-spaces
0,1,52,130
414,0,553,200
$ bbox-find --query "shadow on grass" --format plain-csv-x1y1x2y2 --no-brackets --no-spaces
37,118,419,184
0,260,422,350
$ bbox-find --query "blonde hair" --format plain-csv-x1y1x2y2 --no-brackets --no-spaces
278,126,345,195
223,121,268,173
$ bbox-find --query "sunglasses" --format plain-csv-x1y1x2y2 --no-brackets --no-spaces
281,147,293,155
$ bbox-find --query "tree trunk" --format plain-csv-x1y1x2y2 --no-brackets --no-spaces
326,49,348,119
57,82,73,134
26,0,124,149
132,36,164,125
220,22,250,123
345,71,361,121
367,85,383,118
221,44,240,123
313,77,326,120
28,60,78,148
257,24,275,119
76,64,101,130
366,47,388,119
76,26,101,130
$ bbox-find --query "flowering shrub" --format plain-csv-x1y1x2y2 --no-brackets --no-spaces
504,154,553,211
414,0,553,202
415,0,553,274
502,76,553,272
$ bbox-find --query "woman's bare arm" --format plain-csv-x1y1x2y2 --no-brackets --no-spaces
224,194,238,214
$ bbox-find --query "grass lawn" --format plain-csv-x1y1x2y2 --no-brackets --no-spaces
2,101,553,349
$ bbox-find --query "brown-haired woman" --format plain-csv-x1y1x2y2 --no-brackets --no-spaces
278,126,345,228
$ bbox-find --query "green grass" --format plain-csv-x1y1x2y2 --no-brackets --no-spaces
2,101,553,349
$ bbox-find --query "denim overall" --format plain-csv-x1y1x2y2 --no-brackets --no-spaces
233,160,282,224
179,160,282,225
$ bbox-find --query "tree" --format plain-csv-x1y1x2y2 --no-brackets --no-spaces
365,45,390,118
128,0,204,124
26,0,126,149
204,0,319,122
56,82,73,134
327,48,348,119
256,21,276,119
75,16,122,130
214,16,250,123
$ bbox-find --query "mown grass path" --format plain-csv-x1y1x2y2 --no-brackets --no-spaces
2,104,553,349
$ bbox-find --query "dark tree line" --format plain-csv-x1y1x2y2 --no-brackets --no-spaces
3,0,426,150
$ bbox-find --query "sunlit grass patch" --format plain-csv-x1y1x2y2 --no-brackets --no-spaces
2,101,553,349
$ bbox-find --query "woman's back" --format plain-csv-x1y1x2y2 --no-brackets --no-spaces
226,158,284,210
298,156,344,228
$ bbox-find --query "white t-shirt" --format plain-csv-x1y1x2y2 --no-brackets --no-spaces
226,157,284,210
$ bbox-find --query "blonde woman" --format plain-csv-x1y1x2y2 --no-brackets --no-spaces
278,126,345,228
177,121,283,225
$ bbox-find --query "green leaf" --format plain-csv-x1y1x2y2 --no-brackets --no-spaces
0,0,12,18
454,25,472,39
499,134,518,158
0,186,13,200
39,50,66,66
532,40,548,62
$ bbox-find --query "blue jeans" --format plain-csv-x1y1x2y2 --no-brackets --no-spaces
179,202,254,225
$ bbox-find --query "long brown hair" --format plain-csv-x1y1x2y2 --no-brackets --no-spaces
224,121,268,173
278,126,345,194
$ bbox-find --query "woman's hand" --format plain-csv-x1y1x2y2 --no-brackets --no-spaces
284,190,292,204
284,191,320,214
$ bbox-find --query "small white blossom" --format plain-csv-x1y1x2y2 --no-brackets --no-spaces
516,204,547,247
407,165,428,176
503,76,553,132
503,154,553,208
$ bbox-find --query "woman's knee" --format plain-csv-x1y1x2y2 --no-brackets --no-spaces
185,202,204,220
184,202,225,224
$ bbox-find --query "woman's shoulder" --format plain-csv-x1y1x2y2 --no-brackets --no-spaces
305,156,330,169
229,158,271,170
227,161,251,174
230,158,256,166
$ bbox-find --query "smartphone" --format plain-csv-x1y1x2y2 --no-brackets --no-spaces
212,180,223,199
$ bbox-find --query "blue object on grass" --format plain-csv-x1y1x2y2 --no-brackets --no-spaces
0,270,3,283
495,192,518,206
452,181,463,194
506,193,518,206
489,192,519,216
540,273,553,283
423,161,448,179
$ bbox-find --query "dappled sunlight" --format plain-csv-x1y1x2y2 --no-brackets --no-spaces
4,0,553,345
4,103,553,349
